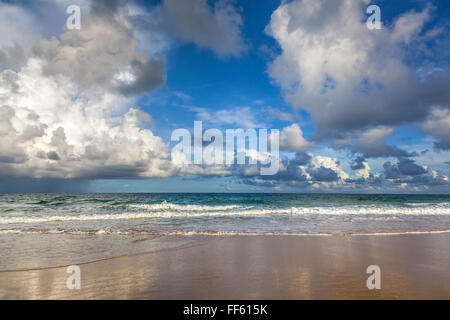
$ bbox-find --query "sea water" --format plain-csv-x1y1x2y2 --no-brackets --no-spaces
1,193,449,270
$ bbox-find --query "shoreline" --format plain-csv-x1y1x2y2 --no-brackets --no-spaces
1,228,450,237
0,233,449,299
2,229,450,273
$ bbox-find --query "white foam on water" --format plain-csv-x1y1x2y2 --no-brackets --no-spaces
1,201,449,225
128,201,245,212
1,229,449,237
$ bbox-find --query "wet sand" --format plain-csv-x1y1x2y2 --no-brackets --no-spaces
0,233,449,299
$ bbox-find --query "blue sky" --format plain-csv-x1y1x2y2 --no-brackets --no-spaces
0,0,449,193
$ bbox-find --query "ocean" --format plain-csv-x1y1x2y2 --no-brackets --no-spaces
1,193,449,270
1,193,450,235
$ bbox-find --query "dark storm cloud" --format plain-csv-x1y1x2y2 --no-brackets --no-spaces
383,158,427,179
350,156,366,170
46,151,60,161
131,0,247,57
118,53,166,96
308,166,339,182
72,164,149,179
356,143,417,159
288,151,312,166
0,177,89,193
90,0,122,16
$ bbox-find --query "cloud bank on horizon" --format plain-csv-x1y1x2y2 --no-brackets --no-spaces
0,0,449,193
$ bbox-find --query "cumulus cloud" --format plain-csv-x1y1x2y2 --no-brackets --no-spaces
190,107,310,153
353,126,415,158
0,62,173,178
0,0,254,181
0,0,175,179
236,150,448,192
279,124,309,151
162,0,246,57
391,5,433,44
422,107,450,150
190,108,310,151
383,158,427,179
383,157,448,186
0,0,260,180
32,4,165,96
0,0,448,193
0,43,27,70
266,0,450,149
132,0,247,57
237,152,351,190
350,156,366,170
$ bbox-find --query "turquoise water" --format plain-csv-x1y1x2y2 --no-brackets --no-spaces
1,193,449,235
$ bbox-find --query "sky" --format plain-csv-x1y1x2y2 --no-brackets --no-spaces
0,0,449,193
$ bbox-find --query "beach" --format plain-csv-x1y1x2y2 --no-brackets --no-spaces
2,0,449,303
1,233,449,299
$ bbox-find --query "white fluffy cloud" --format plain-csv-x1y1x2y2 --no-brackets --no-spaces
32,6,166,96
239,151,358,191
279,124,309,151
0,1,177,179
0,56,174,178
266,0,450,151
0,0,448,192
0,0,250,179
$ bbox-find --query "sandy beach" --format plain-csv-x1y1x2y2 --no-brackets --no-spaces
0,233,448,299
